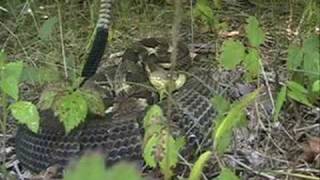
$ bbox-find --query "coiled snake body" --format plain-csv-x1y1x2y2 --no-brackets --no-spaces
15,0,218,175
15,37,218,173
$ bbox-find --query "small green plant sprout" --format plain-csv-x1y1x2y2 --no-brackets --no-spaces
193,0,220,31
143,105,185,180
210,90,258,180
213,89,259,155
188,151,212,180
0,51,40,133
64,153,142,180
219,16,265,81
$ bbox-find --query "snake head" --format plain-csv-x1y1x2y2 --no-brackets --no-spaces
147,67,187,99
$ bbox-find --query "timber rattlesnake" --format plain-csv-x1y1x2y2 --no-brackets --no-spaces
15,0,218,173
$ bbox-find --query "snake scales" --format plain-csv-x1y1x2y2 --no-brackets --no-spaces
15,37,219,174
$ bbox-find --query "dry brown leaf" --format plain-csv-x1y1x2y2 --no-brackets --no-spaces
303,137,320,163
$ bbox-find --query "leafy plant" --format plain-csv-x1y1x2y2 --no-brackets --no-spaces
143,105,185,180
37,82,105,133
273,34,319,118
0,51,40,133
214,89,259,155
188,151,212,180
288,35,319,83
193,0,221,31
219,16,265,80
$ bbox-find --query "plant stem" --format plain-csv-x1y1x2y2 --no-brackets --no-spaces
0,91,8,164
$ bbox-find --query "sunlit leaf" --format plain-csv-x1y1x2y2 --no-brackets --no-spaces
244,48,261,80
273,86,287,121
189,151,212,180
215,168,239,180
10,101,39,133
0,62,23,100
159,133,184,180
219,40,245,70
54,90,88,133
245,16,265,47
143,105,164,130
39,16,58,42
143,134,159,168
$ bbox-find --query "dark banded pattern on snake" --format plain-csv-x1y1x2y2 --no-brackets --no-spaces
15,67,218,173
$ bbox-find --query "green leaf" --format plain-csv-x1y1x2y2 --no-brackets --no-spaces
21,65,42,83
312,80,320,93
39,16,58,42
21,65,61,85
189,151,212,180
215,168,239,180
245,16,265,47
159,133,184,180
79,89,105,116
302,35,320,54
37,90,58,110
39,66,61,83
0,62,23,100
303,50,320,82
54,90,88,133
214,89,259,154
287,81,308,94
64,153,108,180
143,105,164,130
143,134,159,168
10,101,39,133
273,86,287,121
244,48,261,79
195,0,215,26
219,40,245,70
287,44,303,70
302,35,320,82
211,95,230,128
287,89,312,107
0,77,19,101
